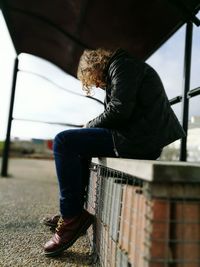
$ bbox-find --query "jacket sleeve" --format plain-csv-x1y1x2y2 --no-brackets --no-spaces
87,58,143,129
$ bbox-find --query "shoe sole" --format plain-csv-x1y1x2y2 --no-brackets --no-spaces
44,215,94,257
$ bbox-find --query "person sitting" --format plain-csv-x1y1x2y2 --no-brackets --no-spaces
43,48,185,256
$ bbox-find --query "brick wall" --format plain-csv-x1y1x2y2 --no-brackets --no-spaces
87,163,200,267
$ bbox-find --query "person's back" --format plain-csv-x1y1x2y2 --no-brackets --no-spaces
138,63,184,148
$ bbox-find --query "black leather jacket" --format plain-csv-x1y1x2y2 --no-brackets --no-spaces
87,49,185,159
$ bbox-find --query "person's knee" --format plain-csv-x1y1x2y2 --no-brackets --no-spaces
53,131,66,152
53,130,76,153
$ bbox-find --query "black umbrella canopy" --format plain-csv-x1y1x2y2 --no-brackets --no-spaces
1,0,200,77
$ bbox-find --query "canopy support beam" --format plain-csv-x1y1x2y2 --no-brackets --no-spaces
180,21,193,161
1,57,18,177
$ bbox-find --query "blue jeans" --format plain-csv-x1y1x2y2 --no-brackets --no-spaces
53,128,116,218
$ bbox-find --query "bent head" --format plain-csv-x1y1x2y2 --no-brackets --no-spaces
77,48,113,95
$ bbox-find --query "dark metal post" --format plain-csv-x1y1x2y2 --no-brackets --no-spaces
1,57,18,177
180,22,193,161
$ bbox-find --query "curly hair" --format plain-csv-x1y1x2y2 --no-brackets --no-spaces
77,48,113,95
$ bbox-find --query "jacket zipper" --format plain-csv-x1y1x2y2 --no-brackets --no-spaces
105,87,119,157
111,131,119,157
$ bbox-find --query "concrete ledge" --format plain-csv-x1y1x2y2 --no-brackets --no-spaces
92,158,200,183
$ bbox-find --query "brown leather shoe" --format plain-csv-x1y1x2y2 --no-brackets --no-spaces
44,209,94,256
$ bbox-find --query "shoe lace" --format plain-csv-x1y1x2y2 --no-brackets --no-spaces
55,217,64,232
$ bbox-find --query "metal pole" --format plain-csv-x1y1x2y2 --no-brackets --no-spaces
180,22,193,161
1,57,18,177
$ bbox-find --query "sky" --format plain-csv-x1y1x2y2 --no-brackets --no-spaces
0,10,200,141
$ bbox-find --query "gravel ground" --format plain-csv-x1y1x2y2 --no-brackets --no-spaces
0,158,94,267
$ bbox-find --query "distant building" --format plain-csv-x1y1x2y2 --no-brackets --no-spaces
10,138,53,158
189,116,200,128
161,116,200,162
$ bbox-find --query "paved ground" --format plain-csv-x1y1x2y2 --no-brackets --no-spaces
0,158,93,267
